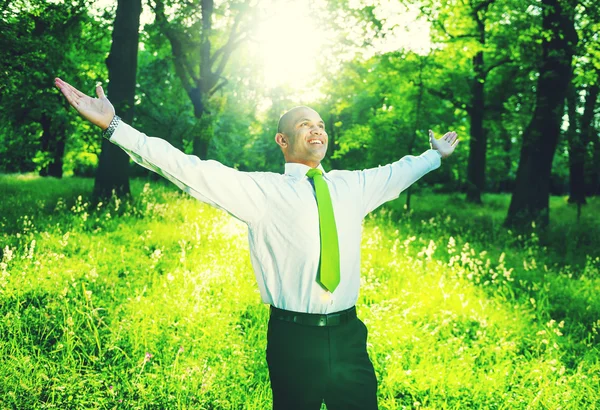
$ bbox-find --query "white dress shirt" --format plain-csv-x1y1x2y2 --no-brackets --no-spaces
108,120,441,314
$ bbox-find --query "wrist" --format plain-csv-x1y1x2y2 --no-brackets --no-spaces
102,115,121,140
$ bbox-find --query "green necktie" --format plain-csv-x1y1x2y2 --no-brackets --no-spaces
306,168,340,292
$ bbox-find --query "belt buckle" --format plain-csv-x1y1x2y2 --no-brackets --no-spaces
317,316,327,326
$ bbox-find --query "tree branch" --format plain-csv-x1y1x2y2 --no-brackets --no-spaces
424,85,471,114
211,10,246,77
151,0,195,92
484,57,512,76
209,78,229,97
473,0,496,13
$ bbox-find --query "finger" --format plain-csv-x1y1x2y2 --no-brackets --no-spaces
56,81,81,107
96,84,106,99
429,129,434,140
62,90,81,108
452,139,460,148
57,81,80,103
63,81,88,99
56,77,88,100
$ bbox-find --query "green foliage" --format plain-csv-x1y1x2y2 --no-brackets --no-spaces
68,152,99,178
0,0,110,175
1,175,599,408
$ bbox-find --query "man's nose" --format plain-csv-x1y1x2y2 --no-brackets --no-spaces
311,126,325,135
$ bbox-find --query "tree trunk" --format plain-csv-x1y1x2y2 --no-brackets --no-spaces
193,134,210,160
327,112,340,170
93,0,141,200
581,83,599,196
498,123,512,192
566,82,586,204
406,61,425,212
566,79,598,204
505,0,577,227
593,129,600,195
38,113,66,178
188,86,212,159
466,49,486,203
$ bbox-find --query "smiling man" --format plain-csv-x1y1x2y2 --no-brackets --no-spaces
275,106,328,168
54,78,458,409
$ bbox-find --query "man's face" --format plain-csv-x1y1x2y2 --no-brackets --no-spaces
279,107,328,167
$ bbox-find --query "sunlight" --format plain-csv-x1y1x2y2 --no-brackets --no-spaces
251,0,432,102
370,1,432,56
253,1,329,89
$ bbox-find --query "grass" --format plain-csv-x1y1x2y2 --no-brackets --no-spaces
0,174,599,409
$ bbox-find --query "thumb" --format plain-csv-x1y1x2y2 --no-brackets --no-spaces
96,83,106,99
429,129,434,141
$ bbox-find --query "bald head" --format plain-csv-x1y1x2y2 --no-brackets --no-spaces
277,106,319,135
274,106,328,168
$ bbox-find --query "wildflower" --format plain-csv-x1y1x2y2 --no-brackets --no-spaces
447,236,456,254
27,240,36,259
144,352,153,362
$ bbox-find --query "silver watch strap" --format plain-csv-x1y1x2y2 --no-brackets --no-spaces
102,115,121,140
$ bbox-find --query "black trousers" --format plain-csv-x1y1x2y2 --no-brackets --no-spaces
266,310,378,410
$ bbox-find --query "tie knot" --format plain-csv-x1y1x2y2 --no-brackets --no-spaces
306,168,323,179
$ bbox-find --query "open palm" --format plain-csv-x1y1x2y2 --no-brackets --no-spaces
429,130,459,159
54,77,115,130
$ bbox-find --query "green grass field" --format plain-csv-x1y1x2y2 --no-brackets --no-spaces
1,174,599,409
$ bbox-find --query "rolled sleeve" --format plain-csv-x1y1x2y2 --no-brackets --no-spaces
109,120,267,226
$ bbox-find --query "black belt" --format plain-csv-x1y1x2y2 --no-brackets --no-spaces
270,305,357,327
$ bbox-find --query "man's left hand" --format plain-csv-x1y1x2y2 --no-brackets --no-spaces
429,130,459,159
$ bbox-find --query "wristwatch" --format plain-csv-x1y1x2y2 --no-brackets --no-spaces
102,115,121,140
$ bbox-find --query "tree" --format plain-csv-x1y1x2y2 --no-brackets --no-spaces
149,0,253,160
420,0,530,203
506,0,578,227
566,77,599,206
93,0,142,199
0,0,105,177
566,1,600,204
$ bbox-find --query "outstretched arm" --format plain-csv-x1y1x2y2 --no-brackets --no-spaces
358,129,459,216
54,78,267,226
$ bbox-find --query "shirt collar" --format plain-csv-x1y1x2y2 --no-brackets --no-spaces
284,162,327,179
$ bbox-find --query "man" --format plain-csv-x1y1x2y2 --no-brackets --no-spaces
54,77,458,409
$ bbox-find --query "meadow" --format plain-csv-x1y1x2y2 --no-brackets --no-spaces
1,174,599,409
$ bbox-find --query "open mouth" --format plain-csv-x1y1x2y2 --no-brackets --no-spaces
308,139,323,145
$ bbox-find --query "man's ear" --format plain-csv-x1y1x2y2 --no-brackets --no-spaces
275,133,287,148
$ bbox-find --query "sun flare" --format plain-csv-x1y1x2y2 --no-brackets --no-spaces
251,0,432,97
253,1,329,88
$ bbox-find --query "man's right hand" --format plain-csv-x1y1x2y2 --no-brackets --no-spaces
54,78,115,130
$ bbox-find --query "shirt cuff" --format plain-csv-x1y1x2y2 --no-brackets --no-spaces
102,115,121,140
434,149,442,159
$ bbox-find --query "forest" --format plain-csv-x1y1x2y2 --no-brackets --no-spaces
1,0,600,408
1,0,599,225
